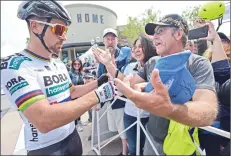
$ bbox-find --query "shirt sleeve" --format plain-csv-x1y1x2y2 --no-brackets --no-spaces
190,56,216,91
212,59,230,85
1,64,46,113
97,63,106,78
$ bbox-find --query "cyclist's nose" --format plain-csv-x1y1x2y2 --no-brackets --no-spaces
59,32,67,41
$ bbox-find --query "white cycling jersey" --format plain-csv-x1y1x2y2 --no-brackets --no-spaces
1,49,75,151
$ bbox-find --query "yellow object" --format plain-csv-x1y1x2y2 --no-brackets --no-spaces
198,1,225,20
163,120,200,155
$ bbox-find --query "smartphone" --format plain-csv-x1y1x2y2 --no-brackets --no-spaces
188,25,209,40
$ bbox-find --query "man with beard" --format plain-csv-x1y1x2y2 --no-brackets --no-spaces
96,28,128,156
94,14,218,155
1,1,115,155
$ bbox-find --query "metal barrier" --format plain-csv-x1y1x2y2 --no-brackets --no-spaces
91,96,230,155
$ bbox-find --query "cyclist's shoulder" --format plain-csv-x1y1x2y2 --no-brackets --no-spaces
1,51,34,69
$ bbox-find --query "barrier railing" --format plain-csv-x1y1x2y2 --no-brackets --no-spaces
91,96,230,155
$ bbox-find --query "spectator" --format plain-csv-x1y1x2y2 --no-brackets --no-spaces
122,35,158,155
95,14,217,155
83,57,91,67
93,28,128,156
199,29,230,156
185,40,197,54
218,32,230,62
69,58,85,132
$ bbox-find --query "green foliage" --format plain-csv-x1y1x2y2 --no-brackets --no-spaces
120,5,201,44
181,5,201,29
121,7,161,44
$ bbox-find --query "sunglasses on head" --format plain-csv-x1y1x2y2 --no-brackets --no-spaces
31,20,68,36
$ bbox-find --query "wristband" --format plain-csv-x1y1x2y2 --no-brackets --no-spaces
97,74,109,87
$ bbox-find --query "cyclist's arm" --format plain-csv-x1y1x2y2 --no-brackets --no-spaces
24,91,99,133
70,80,98,99
1,65,99,134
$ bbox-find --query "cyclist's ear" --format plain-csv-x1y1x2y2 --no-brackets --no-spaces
30,20,42,34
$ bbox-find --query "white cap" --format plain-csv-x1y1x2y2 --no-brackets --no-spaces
103,28,118,37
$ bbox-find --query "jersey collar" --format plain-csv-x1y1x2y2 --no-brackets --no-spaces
24,49,51,62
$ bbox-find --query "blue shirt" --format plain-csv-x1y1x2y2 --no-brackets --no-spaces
69,71,84,86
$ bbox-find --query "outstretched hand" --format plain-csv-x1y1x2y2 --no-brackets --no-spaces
114,69,174,117
92,47,112,65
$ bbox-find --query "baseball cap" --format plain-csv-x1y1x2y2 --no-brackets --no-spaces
145,14,189,36
144,51,196,104
103,28,118,37
218,32,230,42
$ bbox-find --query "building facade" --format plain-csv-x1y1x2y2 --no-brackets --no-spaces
61,3,117,63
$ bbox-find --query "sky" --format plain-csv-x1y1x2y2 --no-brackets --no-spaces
1,1,230,57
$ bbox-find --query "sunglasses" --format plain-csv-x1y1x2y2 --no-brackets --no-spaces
74,63,81,66
31,20,68,36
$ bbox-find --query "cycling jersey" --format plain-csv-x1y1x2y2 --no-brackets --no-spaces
1,49,75,151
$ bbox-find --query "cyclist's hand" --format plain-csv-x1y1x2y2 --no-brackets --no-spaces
94,81,115,103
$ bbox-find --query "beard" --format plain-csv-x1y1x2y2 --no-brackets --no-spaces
106,46,116,55
49,42,63,57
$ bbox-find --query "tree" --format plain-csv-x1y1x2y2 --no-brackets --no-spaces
181,5,201,29
122,17,144,44
121,7,161,44
140,7,161,27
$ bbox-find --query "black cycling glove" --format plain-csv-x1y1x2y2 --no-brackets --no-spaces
97,73,109,87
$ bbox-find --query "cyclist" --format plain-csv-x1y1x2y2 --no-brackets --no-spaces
1,1,115,155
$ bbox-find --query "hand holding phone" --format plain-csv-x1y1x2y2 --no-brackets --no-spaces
188,21,217,42
188,25,209,40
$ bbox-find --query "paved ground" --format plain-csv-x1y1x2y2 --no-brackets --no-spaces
1,95,122,155
1,95,11,119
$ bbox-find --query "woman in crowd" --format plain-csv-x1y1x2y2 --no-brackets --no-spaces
93,35,157,155
200,25,230,156
69,58,85,132
122,36,158,155
185,40,197,54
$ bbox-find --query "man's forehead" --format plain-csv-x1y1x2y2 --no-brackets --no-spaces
104,33,117,38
